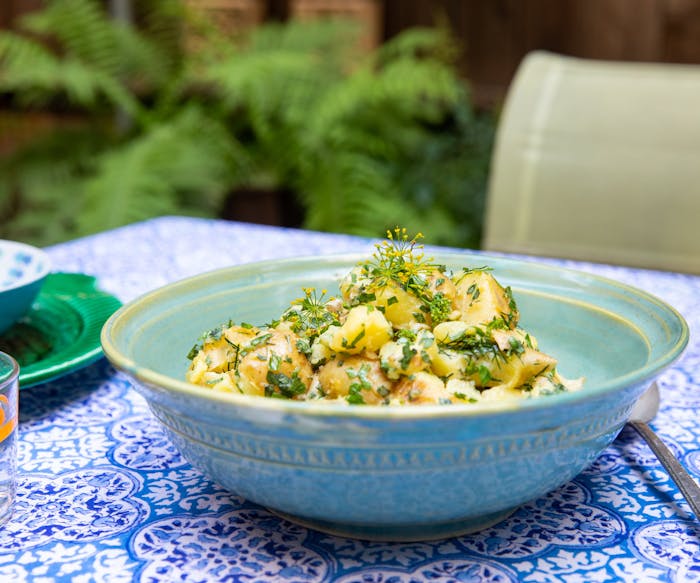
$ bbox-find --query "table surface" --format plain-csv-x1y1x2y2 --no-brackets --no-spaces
1,216,699,583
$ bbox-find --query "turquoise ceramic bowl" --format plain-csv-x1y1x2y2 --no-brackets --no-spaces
101,253,688,541
0,240,51,335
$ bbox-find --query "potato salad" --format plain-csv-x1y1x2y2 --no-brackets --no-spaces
186,230,583,405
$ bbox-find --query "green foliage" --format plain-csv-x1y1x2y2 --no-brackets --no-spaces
78,107,238,233
0,0,494,248
297,27,494,248
0,0,235,245
0,0,165,117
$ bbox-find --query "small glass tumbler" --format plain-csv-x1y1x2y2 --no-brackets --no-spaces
0,351,19,526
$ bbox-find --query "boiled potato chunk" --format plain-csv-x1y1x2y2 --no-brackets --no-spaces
393,372,448,405
187,337,234,380
491,327,537,352
433,320,481,345
198,371,237,393
454,270,518,329
317,355,391,404
486,348,557,392
427,347,466,381
327,305,392,354
373,283,425,328
236,324,314,397
445,379,481,403
462,355,504,388
339,266,371,304
379,330,438,380
426,269,457,304
309,326,336,366
186,324,260,383
528,371,584,397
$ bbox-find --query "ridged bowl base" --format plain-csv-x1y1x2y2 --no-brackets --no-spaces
267,507,517,542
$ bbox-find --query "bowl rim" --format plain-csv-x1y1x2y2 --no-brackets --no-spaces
101,251,690,420
0,239,52,293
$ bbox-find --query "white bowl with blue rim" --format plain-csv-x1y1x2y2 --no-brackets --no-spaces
0,240,52,335
101,252,689,541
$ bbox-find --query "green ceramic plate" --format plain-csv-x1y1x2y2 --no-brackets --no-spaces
0,273,122,388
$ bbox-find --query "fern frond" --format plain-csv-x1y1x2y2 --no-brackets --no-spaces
248,18,360,65
0,126,106,245
20,0,172,90
0,30,143,117
190,18,362,127
299,153,393,235
194,21,357,188
1,172,84,246
298,150,409,235
195,22,355,117
133,0,186,74
76,108,239,234
295,26,493,247
371,59,462,121
376,26,460,66
202,51,320,117
306,58,462,149
21,0,118,71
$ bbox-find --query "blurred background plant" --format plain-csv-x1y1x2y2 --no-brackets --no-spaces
0,0,494,248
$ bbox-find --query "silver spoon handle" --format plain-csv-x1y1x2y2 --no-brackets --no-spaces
629,420,700,519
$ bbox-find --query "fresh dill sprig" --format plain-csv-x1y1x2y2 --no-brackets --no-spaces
363,228,434,291
282,287,339,339
360,228,455,324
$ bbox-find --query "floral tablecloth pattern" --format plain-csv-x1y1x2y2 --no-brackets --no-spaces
1,217,698,582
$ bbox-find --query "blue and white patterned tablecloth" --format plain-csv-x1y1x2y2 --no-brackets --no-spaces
1,216,699,582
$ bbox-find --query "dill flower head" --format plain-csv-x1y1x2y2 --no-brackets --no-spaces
284,287,337,338
363,228,432,289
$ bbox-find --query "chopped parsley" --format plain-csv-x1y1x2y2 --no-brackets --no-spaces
345,364,373,405
342,328,366,350
186,320,234,360
265,370,307,399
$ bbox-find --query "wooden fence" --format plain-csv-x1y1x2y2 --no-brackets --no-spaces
385,0,700,107
3,0,700,107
